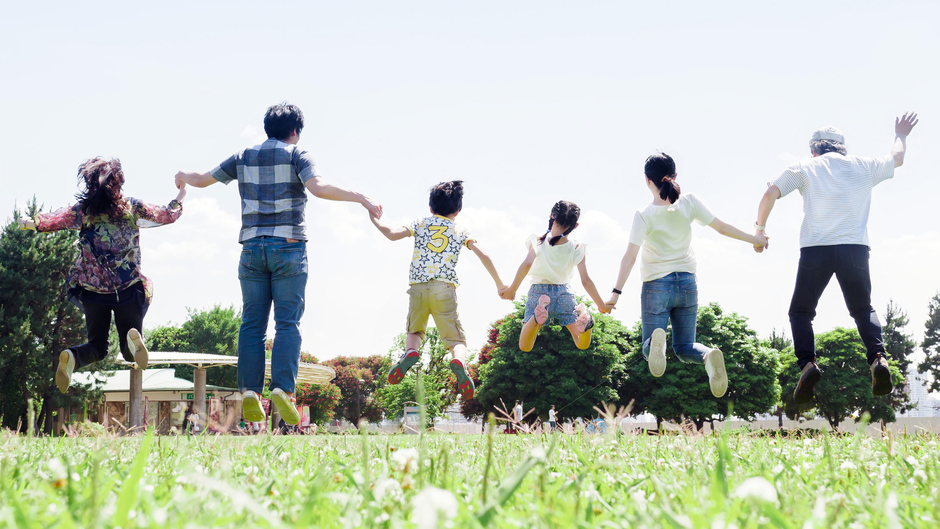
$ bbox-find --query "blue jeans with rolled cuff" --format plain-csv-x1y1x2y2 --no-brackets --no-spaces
237,236,307,394
641,272,710,364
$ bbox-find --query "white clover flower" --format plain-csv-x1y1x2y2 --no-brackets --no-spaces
839,461,857,471
914,469,928,482
372,478,402,503
771,464,784,474
47,458,67,481
411,486,458,529
530,447,546,460
732,477,778,503
391,448,419,474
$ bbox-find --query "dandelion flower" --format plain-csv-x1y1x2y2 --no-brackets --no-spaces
411,486,458,529
732,477,778,503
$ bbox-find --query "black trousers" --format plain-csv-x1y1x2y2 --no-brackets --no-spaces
69,285,148,369
788,244,885,369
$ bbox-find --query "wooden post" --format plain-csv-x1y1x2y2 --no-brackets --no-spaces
194,367,207,423
129,369,144,432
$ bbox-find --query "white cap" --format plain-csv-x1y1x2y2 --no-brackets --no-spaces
809,126,845,146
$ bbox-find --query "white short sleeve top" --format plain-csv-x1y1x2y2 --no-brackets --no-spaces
628,193,716,282
525,233,587,285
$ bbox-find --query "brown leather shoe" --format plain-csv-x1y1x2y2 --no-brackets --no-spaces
871,354,892,396
793,361,821,405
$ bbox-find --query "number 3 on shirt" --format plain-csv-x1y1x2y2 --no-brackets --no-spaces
426,226,450,253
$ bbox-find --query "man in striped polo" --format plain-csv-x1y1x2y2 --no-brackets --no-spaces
754,112,919,404
175,102,382,425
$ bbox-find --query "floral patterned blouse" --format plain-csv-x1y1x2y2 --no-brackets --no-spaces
33,198,183,304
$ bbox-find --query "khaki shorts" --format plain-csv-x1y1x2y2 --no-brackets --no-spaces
406,280,466,350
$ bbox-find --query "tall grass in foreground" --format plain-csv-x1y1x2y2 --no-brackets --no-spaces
0,425,938,528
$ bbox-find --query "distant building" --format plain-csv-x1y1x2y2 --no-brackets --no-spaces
900,366,940,418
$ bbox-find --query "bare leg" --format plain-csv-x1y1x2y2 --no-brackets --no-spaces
450,343,468,361
519,318,541,352
406,333,422,353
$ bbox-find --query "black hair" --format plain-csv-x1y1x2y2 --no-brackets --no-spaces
810,139,847,156
644,152,681,204
75,157,126,218
429,180,464,216
263,102,305,141
537,200,581,246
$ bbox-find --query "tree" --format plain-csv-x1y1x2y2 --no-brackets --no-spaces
618,303,781,430
147,305,240,388
475,300,624,424
918,292,940,392
323,355,387,425
0,200,89,434
779,327,902,429
294,382,341,426
881,300,916,415
377,328,454,425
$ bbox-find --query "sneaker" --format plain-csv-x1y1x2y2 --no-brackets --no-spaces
648,328,667,378
388,349,420,384
534,295,551,325
242,390,266,423
793,361,821,405
574,303,594,334
271,388,301,425
127,328,149,370
450,358,475,400
56,350,75,394
871,354,892,396
704,348,728,398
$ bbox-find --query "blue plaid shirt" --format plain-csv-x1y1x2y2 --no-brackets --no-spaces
211,138,318,242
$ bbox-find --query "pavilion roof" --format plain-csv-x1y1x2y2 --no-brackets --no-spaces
118,352,336,385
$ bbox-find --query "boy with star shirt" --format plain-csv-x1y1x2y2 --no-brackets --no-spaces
369,180,504,400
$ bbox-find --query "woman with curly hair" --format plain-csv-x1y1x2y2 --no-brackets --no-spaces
19,157,185,393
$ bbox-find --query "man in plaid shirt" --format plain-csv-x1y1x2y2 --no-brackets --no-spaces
176,102,382,426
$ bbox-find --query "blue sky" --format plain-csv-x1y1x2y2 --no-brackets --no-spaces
2,1,938,363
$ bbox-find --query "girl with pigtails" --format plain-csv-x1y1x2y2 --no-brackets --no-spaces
606,153,766,398
500,200,610,352
18,157,185,393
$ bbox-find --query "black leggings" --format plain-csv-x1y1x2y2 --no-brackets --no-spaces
69,286,148,368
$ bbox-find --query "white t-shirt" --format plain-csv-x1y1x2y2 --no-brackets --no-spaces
628,194,716,282
525,233,587,285
513,405,523,421
771,153,894,248
548,409,556,421
406,215,473,286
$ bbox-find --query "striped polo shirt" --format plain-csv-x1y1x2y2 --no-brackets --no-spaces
771,153,894,248
211,138,318,242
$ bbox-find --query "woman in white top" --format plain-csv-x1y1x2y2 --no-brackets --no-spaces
607,154,766,397
501,200,610,352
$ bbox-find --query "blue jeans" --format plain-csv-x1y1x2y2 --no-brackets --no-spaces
237,237,307,394
641,272,710,364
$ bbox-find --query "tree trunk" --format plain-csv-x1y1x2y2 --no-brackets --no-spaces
777,408,784,429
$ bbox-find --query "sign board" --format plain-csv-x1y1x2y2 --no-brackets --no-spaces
183,393,214,400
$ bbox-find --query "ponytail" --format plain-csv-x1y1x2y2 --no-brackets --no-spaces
644,152,681,204
537,200,580,246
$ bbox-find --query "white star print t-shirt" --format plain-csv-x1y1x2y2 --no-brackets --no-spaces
406,215,473,286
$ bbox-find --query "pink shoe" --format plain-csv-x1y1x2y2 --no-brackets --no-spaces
534,295,551,325
574,303,594,334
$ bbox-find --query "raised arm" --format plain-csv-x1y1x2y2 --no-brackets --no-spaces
606,243,640,308
305,175,382,219
753,185,781,253
576,256,610,314
467,240,506,294
369,213,411,241
500,247,536,300
892,111,918,168
175,171,217,188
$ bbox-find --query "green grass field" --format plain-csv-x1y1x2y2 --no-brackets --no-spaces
1,425,938,528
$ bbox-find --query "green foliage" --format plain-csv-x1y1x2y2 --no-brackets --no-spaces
0,199,90,433
619,303,781,429
294,382,342,425
779,327,902,429
881,300,916,415
324,355,388,425
377,328,455,426
475,299,624,422
918,292,940,392
146,305,240,388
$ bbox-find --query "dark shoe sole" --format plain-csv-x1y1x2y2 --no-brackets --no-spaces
872,363,892,396
388,352,420,385
793,365,821,405
450,360,475,400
